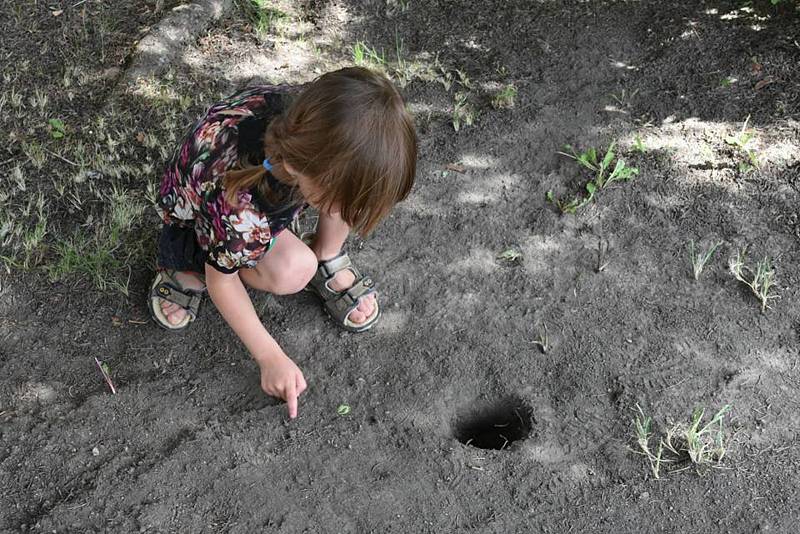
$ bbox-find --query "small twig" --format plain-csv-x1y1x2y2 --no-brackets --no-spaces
94,357,117,394
596,237,609,272
43,148,80,167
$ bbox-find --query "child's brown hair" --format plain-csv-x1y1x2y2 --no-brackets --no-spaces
224,67,417,236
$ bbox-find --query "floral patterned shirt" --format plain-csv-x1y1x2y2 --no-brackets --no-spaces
157,85,304,274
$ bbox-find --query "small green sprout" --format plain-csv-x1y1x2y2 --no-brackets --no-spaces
48,118,66,139
689,240,722,280
724,116,758,171
491,84,517,110
633,134,647,154
337,404,351,416
497,247,523,264
452,93,475,132
729,248,778,312
558,142,639,189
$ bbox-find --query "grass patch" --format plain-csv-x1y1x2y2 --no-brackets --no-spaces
240,0,289,36
47,188,148,295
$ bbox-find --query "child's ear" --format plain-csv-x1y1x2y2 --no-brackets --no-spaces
282,161,298,177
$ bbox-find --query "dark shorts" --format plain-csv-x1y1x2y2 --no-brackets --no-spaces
157,224,209,274
157,224,278,274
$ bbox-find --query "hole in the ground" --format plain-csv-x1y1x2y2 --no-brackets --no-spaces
453,396,532,450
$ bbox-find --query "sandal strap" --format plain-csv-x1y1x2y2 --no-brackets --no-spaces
317,252,354,279
151,272,203,319
325,276,376,317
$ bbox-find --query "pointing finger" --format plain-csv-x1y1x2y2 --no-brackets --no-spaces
286,381,298,419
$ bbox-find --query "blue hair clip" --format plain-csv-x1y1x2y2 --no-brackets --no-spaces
262,158,273,172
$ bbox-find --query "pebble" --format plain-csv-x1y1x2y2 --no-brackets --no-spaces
92,447,100,456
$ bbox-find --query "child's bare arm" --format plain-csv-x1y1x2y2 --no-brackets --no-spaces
205,263,307,418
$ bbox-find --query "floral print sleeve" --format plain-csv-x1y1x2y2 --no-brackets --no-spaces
157,85,303,274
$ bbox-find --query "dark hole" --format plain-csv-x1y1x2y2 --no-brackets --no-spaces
454,397,532,450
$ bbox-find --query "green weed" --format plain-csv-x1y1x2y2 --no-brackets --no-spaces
48,118,65,139
497,247,523,264
549,142,638,214
724,116,758,172
633,134,647,154
729,248,778,312
558,142,639,189
492,84,517,110
452,92,475,132
689,240,722,280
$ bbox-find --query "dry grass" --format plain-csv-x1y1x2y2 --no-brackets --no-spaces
633,405,732,479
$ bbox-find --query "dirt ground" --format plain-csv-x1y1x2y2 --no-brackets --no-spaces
2,0,800,532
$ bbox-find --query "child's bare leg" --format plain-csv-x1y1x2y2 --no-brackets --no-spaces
309,211,376,325
239,231,317,294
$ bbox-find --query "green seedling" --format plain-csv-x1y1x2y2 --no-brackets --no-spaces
729,248,778,312
94,357,117,394
452,93,475,132
633,134,647,154
547,181,597,214
48,118,66,139
531,323,549,354
337,404,351,416
633,404,731,479
497,247,522,264
724,116,758,171
662,405,731,472
689,240,722,280
633,405,667,479
492,84,517,110
558,142,639,189
550,141,638,214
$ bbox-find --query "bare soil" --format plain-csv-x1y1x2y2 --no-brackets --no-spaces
2,1,800,532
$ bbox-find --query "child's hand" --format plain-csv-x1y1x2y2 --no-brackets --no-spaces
257,353,307,418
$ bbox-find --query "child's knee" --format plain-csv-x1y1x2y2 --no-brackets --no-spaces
273,246,316,295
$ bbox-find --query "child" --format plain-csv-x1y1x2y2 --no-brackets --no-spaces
149,67,417,418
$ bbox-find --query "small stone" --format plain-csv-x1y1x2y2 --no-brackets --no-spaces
91,447,100,456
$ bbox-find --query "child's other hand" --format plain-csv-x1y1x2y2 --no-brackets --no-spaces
257,353,307,419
